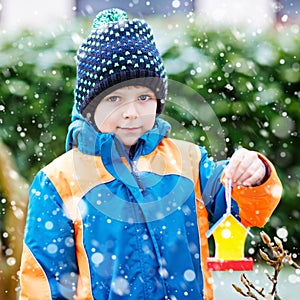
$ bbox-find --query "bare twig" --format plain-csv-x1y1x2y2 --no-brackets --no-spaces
232,283,260,300
232,231,300,299
241,273,266,298
260,232,285,296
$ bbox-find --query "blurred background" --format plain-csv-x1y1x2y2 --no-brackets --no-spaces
0,0,299,299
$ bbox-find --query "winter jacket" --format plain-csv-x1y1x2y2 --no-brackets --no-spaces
19,116,282,300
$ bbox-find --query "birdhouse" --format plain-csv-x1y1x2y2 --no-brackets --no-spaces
206,177,253,271
206,213,254,271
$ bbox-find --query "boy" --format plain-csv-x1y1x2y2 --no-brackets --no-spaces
19,8,282,300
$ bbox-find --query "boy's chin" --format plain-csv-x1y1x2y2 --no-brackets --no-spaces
118,137,139,148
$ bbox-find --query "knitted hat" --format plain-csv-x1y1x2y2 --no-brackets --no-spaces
74,8,167,118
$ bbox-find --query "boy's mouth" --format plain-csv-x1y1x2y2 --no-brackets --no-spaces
118,126,141,132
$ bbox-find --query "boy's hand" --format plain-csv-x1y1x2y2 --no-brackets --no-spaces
224,148,266,187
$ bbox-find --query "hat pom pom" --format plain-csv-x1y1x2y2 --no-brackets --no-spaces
92,8,128,29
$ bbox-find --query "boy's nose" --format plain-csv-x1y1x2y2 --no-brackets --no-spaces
122,101,139,119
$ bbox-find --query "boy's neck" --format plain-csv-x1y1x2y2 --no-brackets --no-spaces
128,144,137,160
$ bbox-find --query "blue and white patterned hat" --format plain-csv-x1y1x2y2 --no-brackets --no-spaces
75,8,167,116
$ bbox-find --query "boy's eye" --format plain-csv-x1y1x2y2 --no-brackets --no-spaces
138,94,152,101
107,96,119,102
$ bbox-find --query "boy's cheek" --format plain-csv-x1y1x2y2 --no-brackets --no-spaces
95,113,115,132
97,122,114,133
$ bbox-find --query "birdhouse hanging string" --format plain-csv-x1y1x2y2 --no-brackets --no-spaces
225,176,232,215
206,177,254,271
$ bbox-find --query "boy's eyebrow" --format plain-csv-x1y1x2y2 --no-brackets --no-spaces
136,88,156,95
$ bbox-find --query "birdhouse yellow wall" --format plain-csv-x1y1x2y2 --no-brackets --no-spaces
212,214,248,260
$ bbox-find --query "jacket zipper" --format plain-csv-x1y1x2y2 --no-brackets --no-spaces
131,160,146,195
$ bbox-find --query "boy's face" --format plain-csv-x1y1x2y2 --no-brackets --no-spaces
94,85,157,147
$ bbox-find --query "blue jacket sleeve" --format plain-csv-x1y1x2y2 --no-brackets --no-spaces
198,146,239,223
21,171,78,299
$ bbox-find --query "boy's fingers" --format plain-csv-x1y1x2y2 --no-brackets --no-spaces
224,148,248,179
242,170,262,186
225,148,265,186
243,159,266,186
237,161,263,186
